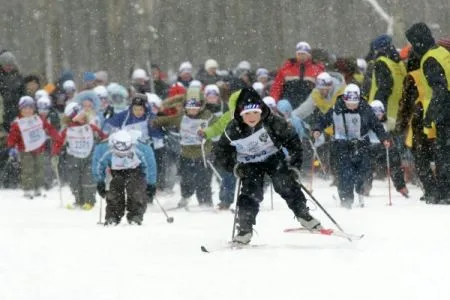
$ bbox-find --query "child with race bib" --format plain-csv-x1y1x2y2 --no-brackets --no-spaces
152,87,218,208
7,96,62,199
55,102,108,210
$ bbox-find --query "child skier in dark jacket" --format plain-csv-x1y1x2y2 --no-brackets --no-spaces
313,84,389,208
214,87,322,245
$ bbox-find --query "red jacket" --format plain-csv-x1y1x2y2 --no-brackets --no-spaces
55,122,108,155
270,58,325,101
7,114,62,155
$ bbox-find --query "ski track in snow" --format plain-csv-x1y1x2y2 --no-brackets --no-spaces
1,179,449,300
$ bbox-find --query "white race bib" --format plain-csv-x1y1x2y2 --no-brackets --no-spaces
333,112,362,140
180,116,210,146
66,125,94,158
123,121,149,142
231,128,279,163
111,152,141,170
17,116,46,152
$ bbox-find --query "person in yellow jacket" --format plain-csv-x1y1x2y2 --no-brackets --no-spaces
406,22,450,204
395,50,437,203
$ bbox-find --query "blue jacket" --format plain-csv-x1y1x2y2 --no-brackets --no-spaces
91,141,157,185
104,106,165,140
277,99,308,138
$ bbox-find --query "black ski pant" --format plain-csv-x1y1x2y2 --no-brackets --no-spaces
179,156,213,205
435,124,450,201
236,152,308,232
412,139,437,200
154,147,168,191
106,168,148,223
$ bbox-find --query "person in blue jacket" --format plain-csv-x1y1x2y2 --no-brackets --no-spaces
92,129,157,225
312,84,389,209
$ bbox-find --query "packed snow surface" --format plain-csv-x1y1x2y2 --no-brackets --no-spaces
1,179,449,300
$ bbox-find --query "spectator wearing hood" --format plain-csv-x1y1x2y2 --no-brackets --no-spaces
367,34,406,132
406,22,450,204
0,50,25,132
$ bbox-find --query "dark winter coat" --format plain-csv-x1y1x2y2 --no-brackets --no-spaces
214,100,303,173
196,69,222,85
0,69,24,131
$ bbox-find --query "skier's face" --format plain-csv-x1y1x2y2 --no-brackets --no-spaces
82,100,94,112
318,87,331,97
132,105,145,118
296,52,311,62
344,102,359,111
242,111,262,127
186,108,200,116
21,107,35,117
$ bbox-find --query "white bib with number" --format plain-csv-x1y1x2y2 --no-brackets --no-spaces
180,116,210,146
66,125,94,158
111,152,141,170
17,116,46,152
231,128,278,163
333,112,362,140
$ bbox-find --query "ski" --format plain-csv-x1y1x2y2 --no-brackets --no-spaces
283,227,364,241
201,242,268,253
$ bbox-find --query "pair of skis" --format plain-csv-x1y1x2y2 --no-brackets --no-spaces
200,227,364,253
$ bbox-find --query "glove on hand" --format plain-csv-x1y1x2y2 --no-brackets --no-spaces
97,182,106,198
233,163,245,178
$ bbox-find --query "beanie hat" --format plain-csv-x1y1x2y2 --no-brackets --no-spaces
19,96,35,110
179,61,193,74
204,59,219,71
0,51,18,68
315,72,334,89
237,87,263,116
343,84,360,104
146,93,162,108
168,82,186,97
262,96,276,109
109,130,133,156
74,90,100,111
406,22,435,56
295,41,311,54
256,68,269,79
371,34,392,51
131,94,148,107
237,60,251,71
252,82,264,93
83,72,96,82
204,84,220,97
131,69,149,81
63,80,76,92
356,58,368,72
95,70,108,83
35,89,49,101
370,100,385,115
184,87,203,109
189,80,202,88
64,102,81,118
94,85,108,99
37,96,52,112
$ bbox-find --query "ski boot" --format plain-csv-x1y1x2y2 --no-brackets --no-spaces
232,229,253,245
296,208,323,231
398,187,409,198
216,202,231,210
81,203,94,211
177,197,189,208
340,198,353,209
104,217,120,226
232,209,255,244
127,215,143,226
23,191,34,200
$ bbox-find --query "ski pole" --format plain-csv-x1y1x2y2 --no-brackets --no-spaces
154,197,174,223
290,167,349,238
97,194,103,225
231,177,242,240
206,160,223,183
270,181,274,210
201,139,207,168
386,146,392,206
52,161,63,208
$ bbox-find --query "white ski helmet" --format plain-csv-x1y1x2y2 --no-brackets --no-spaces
262,96,276,109
64,102,81,118
62,80,76,92
131,69,149,81
94,85,108,99
370,100,385,115
343,84,360,104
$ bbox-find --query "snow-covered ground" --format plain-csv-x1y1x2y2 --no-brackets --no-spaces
1,178,449,300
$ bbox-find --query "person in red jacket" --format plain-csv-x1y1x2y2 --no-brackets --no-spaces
270,41,325,109
55,102,108,210
7,96,62,199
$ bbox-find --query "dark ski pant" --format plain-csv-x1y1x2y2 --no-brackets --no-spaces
237,152,308,232
434,125,450,201
67,154,96,206
154,147,167,190
179,156,213,205
106,168,148,223
218,167,236,205
412,139,436,199
20,152,44,191
365,143,406,192
335,141,370,203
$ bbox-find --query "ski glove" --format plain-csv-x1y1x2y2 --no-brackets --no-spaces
289,156,303,170
146,184,156,202
233,163,246,178
97,182,106,198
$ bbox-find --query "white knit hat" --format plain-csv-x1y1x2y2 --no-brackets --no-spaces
131,69,149,81
343,84,360,104
295,41,311,54
179,61,193,74
204,59,219,71
18,96,35,109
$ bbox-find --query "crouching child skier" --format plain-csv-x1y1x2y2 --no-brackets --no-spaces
312,84,389,208
92,130,157,225
214,87,323,245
